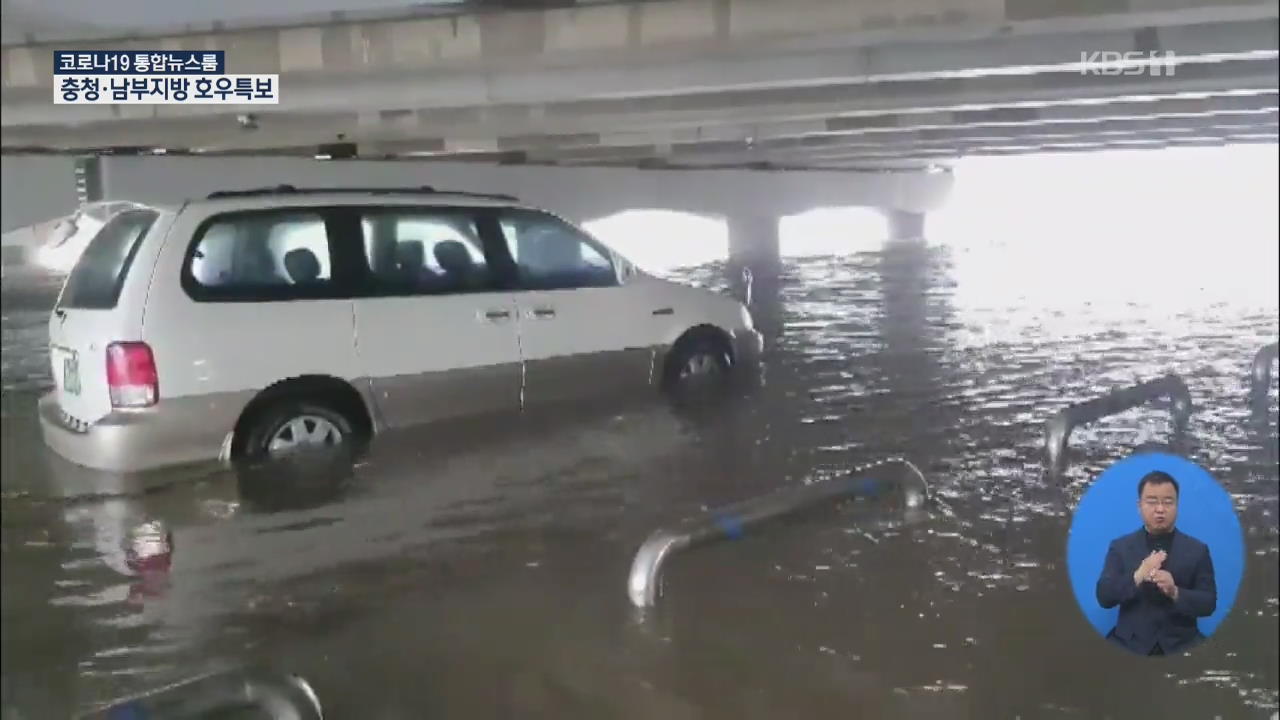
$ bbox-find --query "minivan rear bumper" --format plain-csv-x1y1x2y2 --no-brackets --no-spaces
38,391,241,473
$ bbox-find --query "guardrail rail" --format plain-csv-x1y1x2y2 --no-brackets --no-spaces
1044,373,1193,474
627,457,930,609
1250,342,1278,414
79,669,322,720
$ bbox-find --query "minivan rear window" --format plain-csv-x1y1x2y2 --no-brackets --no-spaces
59,208,159,310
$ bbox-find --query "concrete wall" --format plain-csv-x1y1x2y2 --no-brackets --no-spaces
0,155,77,232
96,156,953,223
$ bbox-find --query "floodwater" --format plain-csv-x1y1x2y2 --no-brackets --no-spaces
2,241,1277,719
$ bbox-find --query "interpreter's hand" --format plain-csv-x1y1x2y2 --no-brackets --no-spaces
1133,550,1168,586
1151,569,1178,599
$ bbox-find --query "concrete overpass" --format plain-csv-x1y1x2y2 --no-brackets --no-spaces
3,0,1277,166
2,0,1277,271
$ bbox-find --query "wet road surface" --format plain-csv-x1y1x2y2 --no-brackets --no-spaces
2,244,1277,719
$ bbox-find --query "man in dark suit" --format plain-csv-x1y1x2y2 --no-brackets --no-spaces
1096,470,1217,656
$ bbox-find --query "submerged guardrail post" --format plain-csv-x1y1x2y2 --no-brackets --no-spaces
80,669,322,719
1250,342,1278,413
627,457,929,610
1043,373,1193,475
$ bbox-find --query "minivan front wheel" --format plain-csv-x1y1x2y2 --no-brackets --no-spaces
666,338,731,395
241,401,355,460
679,351,724,381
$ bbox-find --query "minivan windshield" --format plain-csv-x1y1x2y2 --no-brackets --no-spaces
58,208,159,310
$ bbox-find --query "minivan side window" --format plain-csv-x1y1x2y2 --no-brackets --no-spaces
360,209,495,296
185,211,335,301
60,208,159,310
498,210,616,291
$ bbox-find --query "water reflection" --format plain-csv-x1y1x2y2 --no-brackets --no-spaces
233,448,360,515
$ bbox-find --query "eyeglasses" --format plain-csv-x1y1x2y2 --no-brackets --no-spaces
1142,498,1177,508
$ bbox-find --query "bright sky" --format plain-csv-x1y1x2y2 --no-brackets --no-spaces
585,145,1280,314
932,144,1280,312
584,210,728,272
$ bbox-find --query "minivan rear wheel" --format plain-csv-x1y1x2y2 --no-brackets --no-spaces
240,401,355,460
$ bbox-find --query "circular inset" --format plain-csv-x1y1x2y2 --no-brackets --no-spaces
1066,452,1244,656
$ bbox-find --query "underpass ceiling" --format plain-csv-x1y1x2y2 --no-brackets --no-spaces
2,1,1277,169
0,0,617,44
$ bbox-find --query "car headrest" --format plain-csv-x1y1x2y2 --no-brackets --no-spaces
396,240,426,269
284,248,322,284
434,241,473,275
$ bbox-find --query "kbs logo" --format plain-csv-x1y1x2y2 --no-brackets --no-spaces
1079,51,1178,76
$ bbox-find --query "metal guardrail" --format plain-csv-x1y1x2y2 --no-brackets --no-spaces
79,669,322,719
1043,373,1193,474
627,457,929,609
1250,342,1278,411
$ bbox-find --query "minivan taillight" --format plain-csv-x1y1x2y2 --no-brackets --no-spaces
106,342,158,408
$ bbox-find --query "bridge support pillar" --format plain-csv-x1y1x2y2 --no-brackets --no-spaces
886,209,927,244
727,213,781,279
726,212,782,339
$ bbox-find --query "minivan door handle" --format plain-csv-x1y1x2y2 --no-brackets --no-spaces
483,309,511,321
530,307,556,319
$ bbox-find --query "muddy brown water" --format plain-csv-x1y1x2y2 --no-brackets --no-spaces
2,245,1277,719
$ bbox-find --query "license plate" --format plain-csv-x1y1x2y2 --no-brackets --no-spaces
62,353,81,396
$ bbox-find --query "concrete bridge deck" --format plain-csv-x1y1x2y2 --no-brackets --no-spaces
3,0,1276,167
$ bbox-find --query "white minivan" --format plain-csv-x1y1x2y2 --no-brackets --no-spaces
40,186,762,472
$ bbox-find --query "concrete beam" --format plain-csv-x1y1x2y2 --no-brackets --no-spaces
744,112,1280,157
526,60,1279,133
7,0,1276,75
527,110,1277,162
480,91,1280,164
6,18,1276,127
4,61,1276,154
560,130,1278,169
347,92,1280,158
475,93,1280,151
786,138,1274,168
791,133,1280,165
822,91,1280,132
86,154,956,221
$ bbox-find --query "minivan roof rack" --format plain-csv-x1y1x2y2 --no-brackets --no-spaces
205,185,518,202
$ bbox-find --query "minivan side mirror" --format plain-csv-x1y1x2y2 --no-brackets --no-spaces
617,258,637,283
